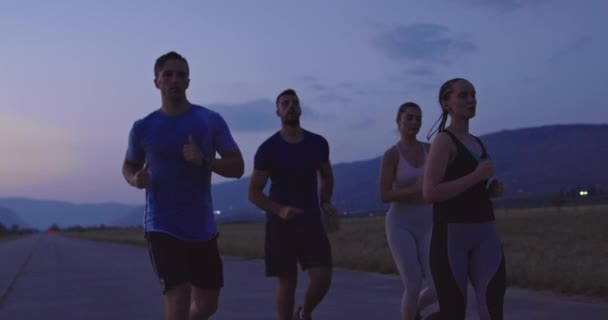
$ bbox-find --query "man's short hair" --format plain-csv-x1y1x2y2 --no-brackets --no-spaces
276,88,298,106
154,51,189,78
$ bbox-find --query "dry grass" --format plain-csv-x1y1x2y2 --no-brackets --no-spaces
0,234,26,243
64,205,608,299
495,206,608,297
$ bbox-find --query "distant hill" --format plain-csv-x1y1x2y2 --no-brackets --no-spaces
0,198,137,230
0,206,29,229
208,124,608,221
110,205,145,227
109,203,255,227
3,124,606,227
480,124,607,197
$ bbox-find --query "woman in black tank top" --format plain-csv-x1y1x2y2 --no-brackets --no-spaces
422,78,507,320
432,130,495,224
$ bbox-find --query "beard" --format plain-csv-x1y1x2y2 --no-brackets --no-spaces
284,113,300,126
285,118,300,127
166,90,185,102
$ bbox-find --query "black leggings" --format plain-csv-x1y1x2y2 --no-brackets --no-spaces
430,222,506,320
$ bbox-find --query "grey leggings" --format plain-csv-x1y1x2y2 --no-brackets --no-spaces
386,207,435,317
430,222,506,320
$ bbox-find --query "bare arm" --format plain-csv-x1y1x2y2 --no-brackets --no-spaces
378,147,422,203
122,160,149,189
422,133,485,203
247,169,282,216
208,148,245,178
318,161,334,204
206,114,245,178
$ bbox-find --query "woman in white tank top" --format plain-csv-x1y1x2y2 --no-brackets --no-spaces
379,102,437,320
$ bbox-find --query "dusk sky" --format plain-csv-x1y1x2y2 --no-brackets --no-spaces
1,0,606,205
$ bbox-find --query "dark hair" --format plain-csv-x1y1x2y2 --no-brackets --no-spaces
154,51,189,78
396,102,421,122
426,78,466,140
276,88,298,106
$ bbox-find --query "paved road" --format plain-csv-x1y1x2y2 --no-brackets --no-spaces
1,234,607,319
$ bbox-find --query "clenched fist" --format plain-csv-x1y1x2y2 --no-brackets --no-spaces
183,135,206,166
487,179,504,198
131,163,150,189
321,202,338,216
278,206,304,220
473,160,494,182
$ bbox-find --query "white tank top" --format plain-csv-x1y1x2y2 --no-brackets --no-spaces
393,143,426,189
387,143,433,222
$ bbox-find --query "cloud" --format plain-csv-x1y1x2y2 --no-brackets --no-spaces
388,66,436,84
348,117,377,129
374,23,477,64
411,80,442,92
337,82,357,90
0,114,83,190
208,99,321,132
549,35,593,63
310,83,330,92
296,75,318,83
388,66,440,93
297,76,426,107
297,77,355,105
450,0,551,11
317,93,352,104
227,82,248,89
407,66,435,77
300,77,404,100
351,87,401,96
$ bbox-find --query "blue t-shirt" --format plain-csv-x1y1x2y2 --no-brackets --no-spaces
125,104,238,241
253,130,329,224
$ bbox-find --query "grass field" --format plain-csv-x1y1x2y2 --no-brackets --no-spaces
0,234,25,243
64,205,608,299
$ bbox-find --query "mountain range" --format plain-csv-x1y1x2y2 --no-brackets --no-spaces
1,124,606,229
207,123,608,221
0,198,133,229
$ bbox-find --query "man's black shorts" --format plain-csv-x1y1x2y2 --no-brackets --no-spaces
264,220,332,277
146,231,223,293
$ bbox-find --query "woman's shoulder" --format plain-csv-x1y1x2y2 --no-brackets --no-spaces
382,144,399,161
428,131,454,146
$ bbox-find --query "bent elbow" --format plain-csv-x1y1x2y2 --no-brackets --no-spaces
422,188,437,203
247,188,262,205
247,189,255,203
235,167,244,179
379,190,391,203
380,195,391,204
422,194,434,203
233,160,245,178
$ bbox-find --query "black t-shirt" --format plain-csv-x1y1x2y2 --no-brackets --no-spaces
254,129,329,224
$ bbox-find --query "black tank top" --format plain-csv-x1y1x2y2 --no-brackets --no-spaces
432,130,495,224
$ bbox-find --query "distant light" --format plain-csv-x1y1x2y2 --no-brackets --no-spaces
579,190,588,196
213,210,221,215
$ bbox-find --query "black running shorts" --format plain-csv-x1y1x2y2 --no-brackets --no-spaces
146,231,224,293
264,221,332,277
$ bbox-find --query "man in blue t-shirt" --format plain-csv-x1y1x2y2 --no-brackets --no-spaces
122,51,244,320
248,88,338,320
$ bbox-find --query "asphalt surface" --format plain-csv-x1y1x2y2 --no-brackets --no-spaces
1,234,606,319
